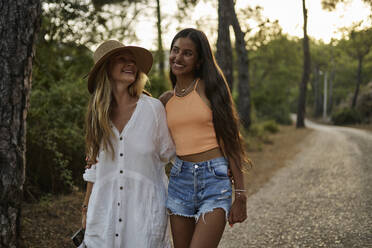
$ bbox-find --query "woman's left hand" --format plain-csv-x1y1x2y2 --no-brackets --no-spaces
228,194,247,225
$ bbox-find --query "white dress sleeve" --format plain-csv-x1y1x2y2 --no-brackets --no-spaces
155,101,176,163
83,164,97,183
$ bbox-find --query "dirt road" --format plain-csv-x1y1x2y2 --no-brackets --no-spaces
220,120,372,247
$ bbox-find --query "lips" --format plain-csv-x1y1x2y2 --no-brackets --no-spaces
172,62,185,69
121,69,135,74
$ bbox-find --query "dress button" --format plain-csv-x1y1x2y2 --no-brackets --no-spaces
120,186,123,190
120,153,123,157
118,202,120,206
120,170,123,174
115,233,118,237
120,137,123,140
194,164,198,169
119,218,122,222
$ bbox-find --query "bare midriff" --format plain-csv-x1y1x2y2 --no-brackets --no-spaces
178,147,223,163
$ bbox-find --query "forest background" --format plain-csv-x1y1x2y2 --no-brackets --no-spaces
25,0,372,206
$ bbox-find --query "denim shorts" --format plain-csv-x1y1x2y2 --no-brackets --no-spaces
166,156,232,222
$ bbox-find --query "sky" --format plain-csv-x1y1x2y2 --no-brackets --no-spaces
134,0,371,50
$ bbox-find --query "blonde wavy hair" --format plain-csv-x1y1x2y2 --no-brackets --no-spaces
85,60,149,162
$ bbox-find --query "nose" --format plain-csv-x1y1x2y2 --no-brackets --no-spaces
124,60,136,70
174,53,183,63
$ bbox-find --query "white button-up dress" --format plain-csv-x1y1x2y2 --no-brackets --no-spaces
82,94,175,248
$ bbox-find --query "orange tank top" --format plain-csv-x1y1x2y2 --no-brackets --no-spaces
165,79,219,156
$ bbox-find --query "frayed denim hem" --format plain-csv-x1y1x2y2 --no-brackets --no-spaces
167,208,196,219
196,207,230,224
167,207,229,224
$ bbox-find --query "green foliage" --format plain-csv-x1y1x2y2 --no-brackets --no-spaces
92,0,142,9
356,82,372,123
42,0,141,46
331,108,362,125
39,193,54,207
340,24,372,61
146,51,172,98
239,6,283,49
146,73,171,98
322,0,372,11
250,35,301,124
25,40,91,199
243,121,280,151
261,120,280,133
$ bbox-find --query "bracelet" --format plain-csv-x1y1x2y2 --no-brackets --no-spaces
234,189,246,192
235,191,247,200
234,189,247,198
235,191,246,196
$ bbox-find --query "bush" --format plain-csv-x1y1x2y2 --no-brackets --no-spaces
26,76,89,198
25,41,91,200
262,120,279,133
356,82,372,123
252,91,292,125
332,108,362,125
244,122,274,151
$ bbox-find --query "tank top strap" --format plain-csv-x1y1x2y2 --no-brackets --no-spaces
193,78,200,91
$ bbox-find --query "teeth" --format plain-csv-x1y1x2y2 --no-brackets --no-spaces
174,63,184,68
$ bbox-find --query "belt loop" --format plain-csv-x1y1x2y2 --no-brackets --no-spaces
207,161,212,172
179,160,183,173
175,157,182,173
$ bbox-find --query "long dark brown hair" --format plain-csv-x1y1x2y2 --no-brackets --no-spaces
169,28,250,169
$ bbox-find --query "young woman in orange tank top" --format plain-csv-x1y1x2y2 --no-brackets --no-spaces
160,28,249,248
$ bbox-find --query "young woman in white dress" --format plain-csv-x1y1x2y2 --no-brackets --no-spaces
80,40,175,248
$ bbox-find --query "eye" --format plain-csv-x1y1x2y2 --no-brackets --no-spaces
171,47,179,54
184,51,193,56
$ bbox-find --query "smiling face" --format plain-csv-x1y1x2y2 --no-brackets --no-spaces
109,50,138,85
169,37,200,78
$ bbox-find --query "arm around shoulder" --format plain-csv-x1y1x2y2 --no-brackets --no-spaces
158,90,173,107
155,93,176,162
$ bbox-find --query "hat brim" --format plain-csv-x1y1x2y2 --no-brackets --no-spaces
87,46,153,94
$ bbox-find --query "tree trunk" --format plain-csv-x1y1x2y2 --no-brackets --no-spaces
0,1,41,247
312,67,322,117
156,0,165,77
227,0,251,129
297,0,311,128
351,57,362,108
329,69,335,114
216,0,233,90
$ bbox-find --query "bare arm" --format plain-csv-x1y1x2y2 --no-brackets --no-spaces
82,182,94,229
159,90,173,107
228,159,247,225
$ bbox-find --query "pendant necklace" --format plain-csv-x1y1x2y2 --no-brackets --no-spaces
176,79,197,96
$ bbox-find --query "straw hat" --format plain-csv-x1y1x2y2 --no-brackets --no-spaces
87,40,153,93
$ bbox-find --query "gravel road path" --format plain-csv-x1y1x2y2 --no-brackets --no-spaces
220,120,372,248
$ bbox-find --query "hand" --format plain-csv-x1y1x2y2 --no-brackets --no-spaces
82,212,87,229
85,156,97,169
228,194,247,226
227,169,234,185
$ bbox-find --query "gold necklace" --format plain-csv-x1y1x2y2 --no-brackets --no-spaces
176,79,197,96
